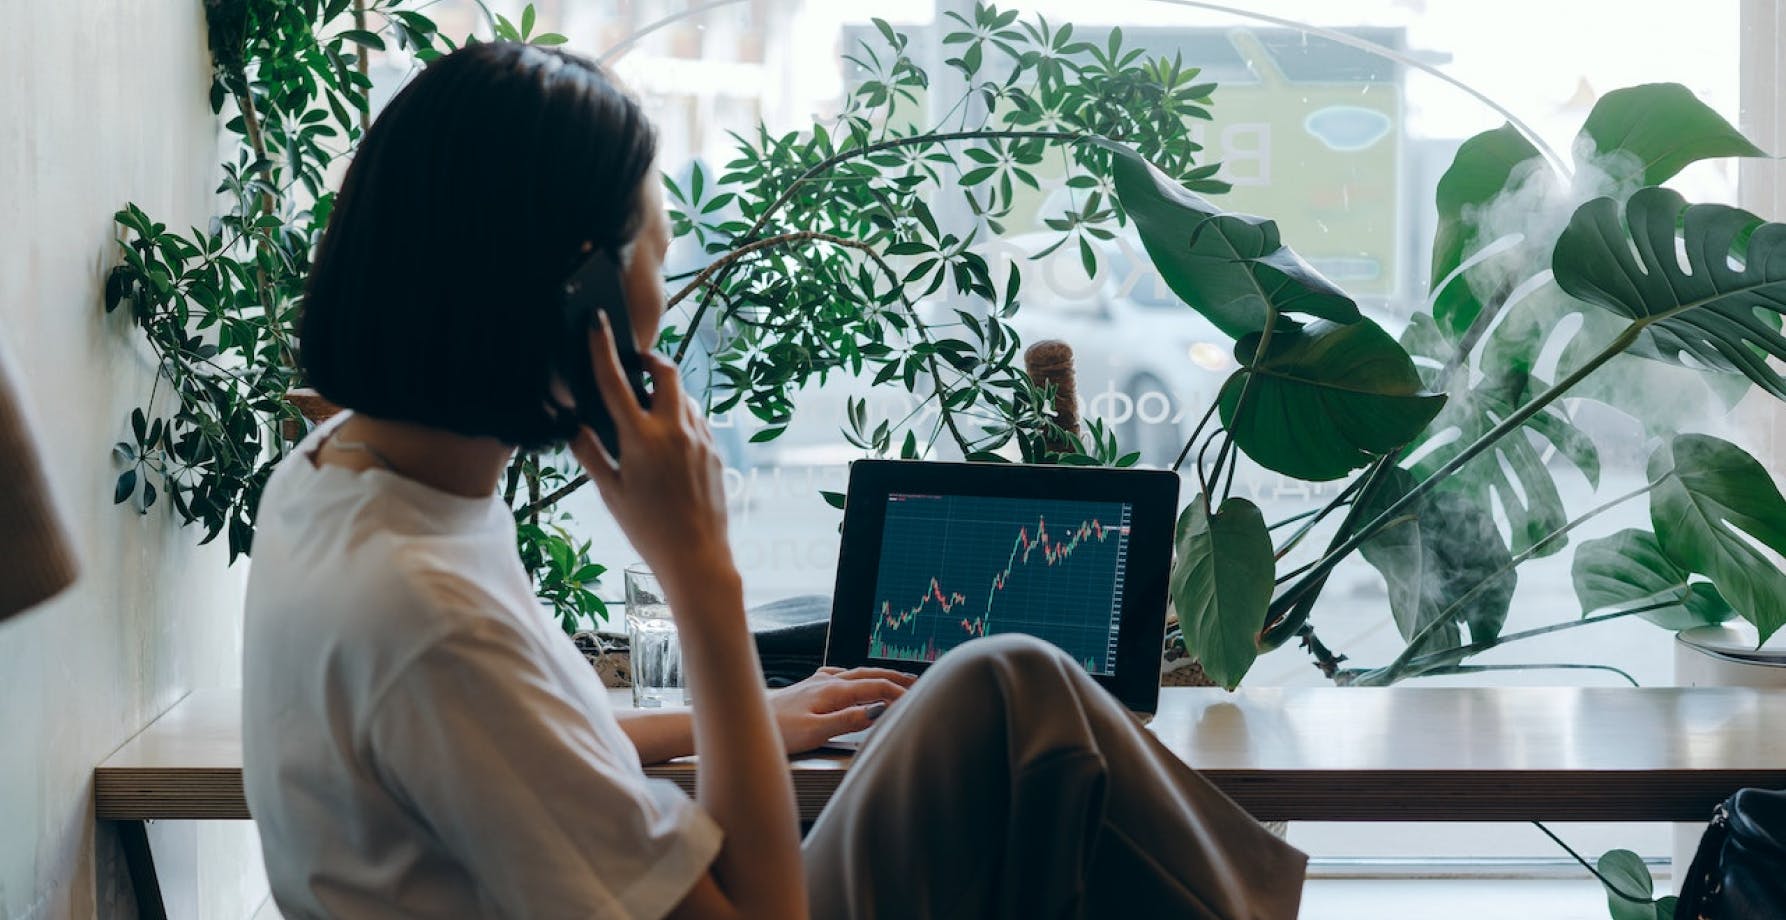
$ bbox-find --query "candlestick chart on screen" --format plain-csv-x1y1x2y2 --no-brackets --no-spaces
867,493,1132,675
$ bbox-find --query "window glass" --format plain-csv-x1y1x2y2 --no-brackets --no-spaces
374,0,1780,871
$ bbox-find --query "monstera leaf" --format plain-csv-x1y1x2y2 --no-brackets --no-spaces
1550,301,1754,433
1554,187,1786,395
1218,319,1445,481
1171,495,1273,689
1432,83,1762,346
1097,138,1359,339
1429,124,1550,340
1472,278,1755,435
1407,370,1599,558
1572,528,1735,630
1356,467,1515,655
1577,82,1766,188
1402,308,1601,558
1648,435,1786,644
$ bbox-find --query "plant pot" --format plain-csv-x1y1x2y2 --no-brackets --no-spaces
1672,623,1786,880
1161,657,1219,687
574,630,632,689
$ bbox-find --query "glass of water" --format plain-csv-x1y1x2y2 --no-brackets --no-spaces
625,565,687,708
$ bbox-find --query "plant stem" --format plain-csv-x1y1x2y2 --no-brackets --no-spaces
742,130,1088,248
1270,476,1366,560
1274,558,1319,585
503,460,523,507
1269,323,1643,625
1531,821,1661,904
1369,475,1659,683
1348,598,1678,686
1298,625,1349,679
1259,454,1398,649
1206,315,1278,503
1194,427,1226,507
525,459,541,528
524,231,977,519
353,0,371,133
665,231,834,314
1267,504,1337,532
1171,397,1221,473
1409,663,1641,687
674,129,1094,363
231,89,296,372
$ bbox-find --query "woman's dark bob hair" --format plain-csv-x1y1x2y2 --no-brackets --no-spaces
301,41,657,450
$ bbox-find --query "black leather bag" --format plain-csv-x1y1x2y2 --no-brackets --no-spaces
1675,788,1786,919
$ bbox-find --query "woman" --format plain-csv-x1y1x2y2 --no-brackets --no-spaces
243,40,1305,920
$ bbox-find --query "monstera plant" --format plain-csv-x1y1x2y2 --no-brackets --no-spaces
1111,82,1783,691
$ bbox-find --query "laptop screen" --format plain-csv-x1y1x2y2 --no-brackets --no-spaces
868,493,1134,676
827,460,1178,713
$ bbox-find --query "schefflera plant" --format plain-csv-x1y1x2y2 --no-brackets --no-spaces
1106,83,1786,690
103,2,1230,632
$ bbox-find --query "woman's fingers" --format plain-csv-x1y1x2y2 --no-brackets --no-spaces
571,426,620,492
828,667,919,687
644,352,683,419
821,677,907,711
587,315,648,432
814,702,888,738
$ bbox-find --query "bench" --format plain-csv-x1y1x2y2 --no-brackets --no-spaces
97,686,1786,918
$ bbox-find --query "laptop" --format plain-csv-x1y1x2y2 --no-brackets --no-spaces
820,459,1180,748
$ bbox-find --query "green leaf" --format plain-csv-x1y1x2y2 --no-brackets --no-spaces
1572,528,1736,630
1406,369,1596,557
1648,434,1786,643
114,469,138,505
820,490,846,510
1577,83,1766,188
1594,849,1660,920
1429,123,1547,339
960,165,997,186
1170,495,1273,689
337,29,385,51
1480,282,1753,436
1219,319,1445,481
1552,186,1786,397
104,266,134,314
1098,139,1359,339
1358,467,1515,653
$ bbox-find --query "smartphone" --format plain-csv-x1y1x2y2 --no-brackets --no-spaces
558,248,651,459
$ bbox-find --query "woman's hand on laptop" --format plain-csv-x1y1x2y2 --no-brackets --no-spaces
770,667,917,753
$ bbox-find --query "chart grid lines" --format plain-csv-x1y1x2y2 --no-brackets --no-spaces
866,493,1132,674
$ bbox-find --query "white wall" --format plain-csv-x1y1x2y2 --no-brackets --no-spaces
0,1,262,918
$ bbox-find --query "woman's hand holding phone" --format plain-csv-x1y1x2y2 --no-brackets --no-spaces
571,314,737,600
574,315,809,919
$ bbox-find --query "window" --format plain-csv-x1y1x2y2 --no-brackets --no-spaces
381,0,1785,879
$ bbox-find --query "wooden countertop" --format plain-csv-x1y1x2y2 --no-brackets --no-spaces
95,686,1786,823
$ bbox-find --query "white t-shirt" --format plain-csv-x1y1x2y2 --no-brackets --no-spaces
243,417,720,919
